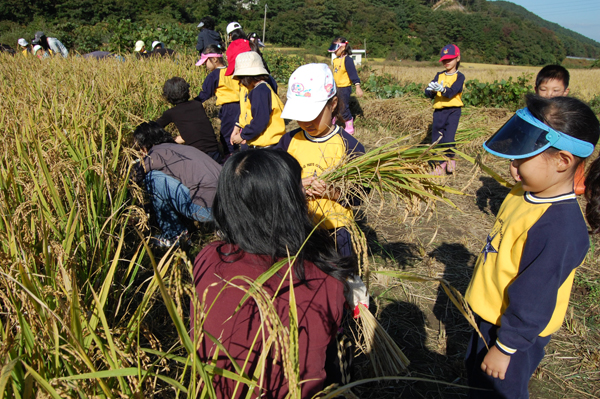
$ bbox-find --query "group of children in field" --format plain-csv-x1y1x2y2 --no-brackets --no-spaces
133,32,600,398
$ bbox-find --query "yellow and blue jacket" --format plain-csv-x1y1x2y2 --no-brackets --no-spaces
238,81,285,147
425,71,465,109
274,126,364,229
332,55,360,88
465,184,589,355
196,67,240,105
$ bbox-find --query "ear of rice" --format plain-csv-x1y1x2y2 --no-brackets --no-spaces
320,136,466,216
353,305,410,377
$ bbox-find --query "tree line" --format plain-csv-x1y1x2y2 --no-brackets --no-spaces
1,0,598,65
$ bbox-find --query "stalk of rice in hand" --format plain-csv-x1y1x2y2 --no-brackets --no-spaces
319,135,464,215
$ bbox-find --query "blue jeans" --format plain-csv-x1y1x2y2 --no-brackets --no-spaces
145,171,213,239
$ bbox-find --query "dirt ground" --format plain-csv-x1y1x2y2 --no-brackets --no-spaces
342,98,600,398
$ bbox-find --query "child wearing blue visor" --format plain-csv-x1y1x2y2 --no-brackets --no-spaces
464,94,600,398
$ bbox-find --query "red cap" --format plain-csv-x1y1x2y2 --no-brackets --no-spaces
225,39,252,76
439,44,460,62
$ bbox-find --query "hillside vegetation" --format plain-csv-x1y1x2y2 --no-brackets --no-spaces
1,0,599,65
492,1,600,59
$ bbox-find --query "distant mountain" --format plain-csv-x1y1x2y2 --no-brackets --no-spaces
490,1,600,59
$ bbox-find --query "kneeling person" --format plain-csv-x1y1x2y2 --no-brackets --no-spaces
133,122,221,246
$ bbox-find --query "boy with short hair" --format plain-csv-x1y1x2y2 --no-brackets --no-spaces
534,65,569,98
533,65,585,194
156,77,222,163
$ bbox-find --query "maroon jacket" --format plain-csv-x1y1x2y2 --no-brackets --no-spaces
192,242,345,398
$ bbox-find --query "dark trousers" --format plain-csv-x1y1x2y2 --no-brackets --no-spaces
331,227,353,258
205,150,223,164
338,86,353,121
465,317,551,399
219,102,241,155
432,107,461,157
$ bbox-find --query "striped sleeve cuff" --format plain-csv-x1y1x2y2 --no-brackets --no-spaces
495,339,517,356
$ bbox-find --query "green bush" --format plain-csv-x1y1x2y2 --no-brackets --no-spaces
359,66,425,99
359,65,533,110
462,74,533,110
262,51,304,84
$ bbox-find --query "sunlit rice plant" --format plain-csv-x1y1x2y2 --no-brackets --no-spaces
320,136,466,219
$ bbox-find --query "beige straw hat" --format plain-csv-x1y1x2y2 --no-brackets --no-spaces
232,51,268,77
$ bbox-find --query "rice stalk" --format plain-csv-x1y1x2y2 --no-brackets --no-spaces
353,306,410,377
320,136,465,219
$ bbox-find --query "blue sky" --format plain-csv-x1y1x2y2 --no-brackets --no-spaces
489,0,600,43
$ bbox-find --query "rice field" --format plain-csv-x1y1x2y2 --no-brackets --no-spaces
0,52,599,398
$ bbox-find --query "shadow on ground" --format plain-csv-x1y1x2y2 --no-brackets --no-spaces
351,300,470,399
475,176,512,216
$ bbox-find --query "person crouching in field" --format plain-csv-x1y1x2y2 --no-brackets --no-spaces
18,38,30,56
465,94,600,398
195,44,240,157
32,45,49,59
275,63,370,322
192,149,358,398
132,122,221,247
32,31,68,58
155,77,222,163
425,44,465,175
229,51,285,149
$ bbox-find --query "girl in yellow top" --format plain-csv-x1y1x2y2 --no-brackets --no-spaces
425,44,465,175
327,37,363,134
230,51,285,149
465,94,600,398
275,63,369,322
275,63,364,257
196,44,241,156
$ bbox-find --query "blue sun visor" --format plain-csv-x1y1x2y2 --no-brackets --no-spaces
483,108,595,159
327,42,343,52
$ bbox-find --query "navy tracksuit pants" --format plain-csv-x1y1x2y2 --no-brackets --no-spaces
465,316,551,399
219,102,241,155
338,86,353,121
432,107,461,157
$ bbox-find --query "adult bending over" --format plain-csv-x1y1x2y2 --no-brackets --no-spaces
133,122,221,246
192,150,357,398
32,31,68,58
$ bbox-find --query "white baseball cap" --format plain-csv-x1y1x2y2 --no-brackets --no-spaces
233,51,268,77
226,22,242,35
281,64,337,122
32,45,42,54
197,21,205,28
151,41,163,50
134,40,145,52
18,38,28,46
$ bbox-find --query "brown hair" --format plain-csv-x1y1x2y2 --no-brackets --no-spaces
237,75,269,89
